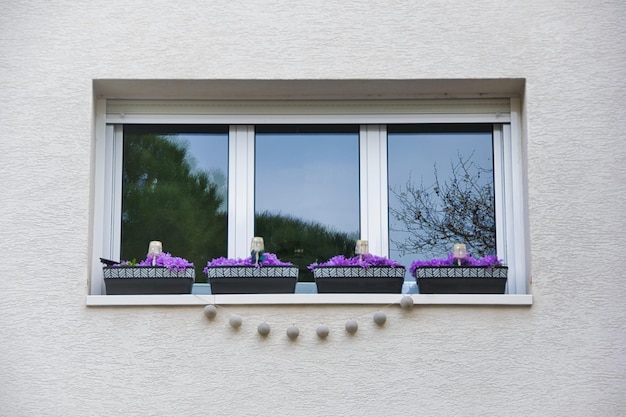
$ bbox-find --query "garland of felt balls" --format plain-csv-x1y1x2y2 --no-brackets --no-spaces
203,295,415,341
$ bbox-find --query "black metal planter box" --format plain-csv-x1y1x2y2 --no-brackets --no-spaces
414,266,508,294
205,266,299,294
103,267,195,295
313,266,406,293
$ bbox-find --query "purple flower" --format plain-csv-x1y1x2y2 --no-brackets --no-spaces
203,252,292,274
409,253,503,277
113,252,194,271
308,254,403,270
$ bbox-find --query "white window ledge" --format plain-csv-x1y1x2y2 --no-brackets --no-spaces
86,293,532,307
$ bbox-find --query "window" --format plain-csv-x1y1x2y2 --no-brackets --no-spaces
121,125,228,280
255,125,360,281
92,99,528,297
388,124,497,274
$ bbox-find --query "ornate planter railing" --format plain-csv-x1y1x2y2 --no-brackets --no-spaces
103,266,195,295
205,266,299,294
313,266,406,293
413,266,508,294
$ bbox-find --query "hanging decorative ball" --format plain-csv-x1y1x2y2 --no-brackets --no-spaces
203,304,217,319
229,314,243,329
400,295,414,310
286,325,300,340
257,322,271,336
345,319,358,334
316,325,330,339
373,311,387,326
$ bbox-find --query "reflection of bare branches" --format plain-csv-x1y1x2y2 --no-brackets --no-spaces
390,153,496,257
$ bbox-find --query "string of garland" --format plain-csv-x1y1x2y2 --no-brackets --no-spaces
202,295,415,341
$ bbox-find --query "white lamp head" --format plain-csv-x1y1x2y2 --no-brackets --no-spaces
250,237,265,253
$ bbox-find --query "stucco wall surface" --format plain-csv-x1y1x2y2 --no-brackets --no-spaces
1,1,625,416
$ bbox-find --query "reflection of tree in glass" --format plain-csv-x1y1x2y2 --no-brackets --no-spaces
255,211,358,281
390,153,496,258
122,134,227,280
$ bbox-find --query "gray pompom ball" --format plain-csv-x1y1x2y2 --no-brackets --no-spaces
400,295,414,310
203,304,217,319
229,314,243,329
373,311,387,326
316,325,330,339
286,325,300,340
257,322,271,336
345,319,358,334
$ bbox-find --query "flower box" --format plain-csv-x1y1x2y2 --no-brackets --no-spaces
313,266,406,293
205,266,299,294
414,266,508,294
103,266,195,295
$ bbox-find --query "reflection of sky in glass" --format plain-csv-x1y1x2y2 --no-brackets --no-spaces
388,131,494,274
255,132,359,234
182,133,228,174
182,134,228,210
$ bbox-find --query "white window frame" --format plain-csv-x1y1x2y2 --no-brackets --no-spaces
89,98,531,304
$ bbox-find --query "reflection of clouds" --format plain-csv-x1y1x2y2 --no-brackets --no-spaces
182,131,361,233
183,134,228,175
184,134,229,210
256,132,360,235
388,133,493,189
257,160,359,234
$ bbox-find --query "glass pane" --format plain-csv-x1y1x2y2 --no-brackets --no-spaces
255,125,360,281
121,125,228,281
388,124,496,272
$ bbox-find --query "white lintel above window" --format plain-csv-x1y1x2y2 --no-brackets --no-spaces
104,99,511,124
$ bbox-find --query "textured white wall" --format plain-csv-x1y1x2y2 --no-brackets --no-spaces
1,1,625,416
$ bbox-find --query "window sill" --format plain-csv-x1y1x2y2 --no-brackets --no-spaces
86,293,532,307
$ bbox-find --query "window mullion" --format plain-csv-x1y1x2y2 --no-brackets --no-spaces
360,125,389,256
229,125,255,258
110,125,123,262
493,125,507,262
